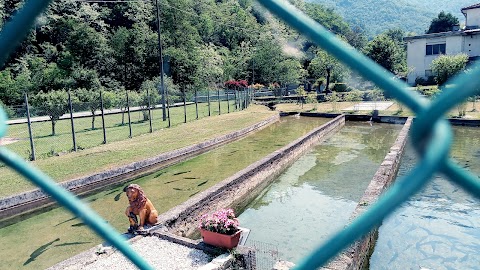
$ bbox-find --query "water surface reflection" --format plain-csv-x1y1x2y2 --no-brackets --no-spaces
239,122,402,263
370,126,480,270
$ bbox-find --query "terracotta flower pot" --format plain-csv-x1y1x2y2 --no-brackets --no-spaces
200,228,241,249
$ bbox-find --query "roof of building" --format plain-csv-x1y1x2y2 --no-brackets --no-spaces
461,3,480,13
404,31,464,41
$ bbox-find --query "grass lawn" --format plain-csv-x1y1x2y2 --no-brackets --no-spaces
5,100,239,160
0,104,276,197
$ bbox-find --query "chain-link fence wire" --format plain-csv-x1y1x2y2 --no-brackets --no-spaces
255,1,480,269
246,240,279,270
3,1,478,270
3,87,251,160
0,0,153,268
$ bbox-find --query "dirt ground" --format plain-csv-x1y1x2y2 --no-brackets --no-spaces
0,137,20,146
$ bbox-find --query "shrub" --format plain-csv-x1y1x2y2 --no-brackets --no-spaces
344,90,363,102
332,83,349,92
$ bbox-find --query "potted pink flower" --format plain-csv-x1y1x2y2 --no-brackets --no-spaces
198,208,241,249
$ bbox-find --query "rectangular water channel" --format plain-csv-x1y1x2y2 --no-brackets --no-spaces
0,116,330,270
238,121,403,266
370,126,480,269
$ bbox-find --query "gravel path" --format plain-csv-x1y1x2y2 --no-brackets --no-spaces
87,237,213,270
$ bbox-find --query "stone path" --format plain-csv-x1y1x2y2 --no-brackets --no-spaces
342,101,394,111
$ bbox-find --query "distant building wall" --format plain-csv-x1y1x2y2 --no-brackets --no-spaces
465,33,480,57
465,8,480,28
406,34,474,85
406,38,426,84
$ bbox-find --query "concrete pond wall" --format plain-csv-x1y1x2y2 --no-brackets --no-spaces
322,117,413,270
0,114,280,220
154,115,346,237
48,115,345,269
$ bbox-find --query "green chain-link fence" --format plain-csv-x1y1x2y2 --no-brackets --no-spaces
1,0,480,269
5,90,242,160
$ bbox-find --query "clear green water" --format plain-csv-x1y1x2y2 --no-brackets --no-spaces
0,116,329,270
238,122,403,264
370,126,480,269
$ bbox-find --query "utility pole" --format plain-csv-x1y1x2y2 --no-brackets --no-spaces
154,0,167,121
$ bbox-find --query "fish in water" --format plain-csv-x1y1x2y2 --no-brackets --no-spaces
173,170,191,176
54,241,91,247
197,180,208,186
154,171,165,178
164,179,180,184
105,189,121,196
54,217,77,227
189,191,200,197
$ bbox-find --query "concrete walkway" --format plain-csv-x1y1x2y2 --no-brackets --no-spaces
48,233,235,270
341,101,394,111
7,102,194,125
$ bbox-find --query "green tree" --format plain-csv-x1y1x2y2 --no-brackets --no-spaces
75,88,104,129
32,90,70,136
427,11,459,34
139,78,161,120
364,34,405,74
251,34,304,85
431,54,468,86
308,49,349,90
0,69,21,105
196,43,224,89
66,21,109,70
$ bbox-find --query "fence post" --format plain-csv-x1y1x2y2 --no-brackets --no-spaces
147,88,152,133
183,88,187,123
241,89,244,110
166,86,171,127
68,90,77,151
207,90,211,116
195,88,199,120
226,90,230,113
24,92,36,161
100,90,107,144
217,89,221,115
234,90,238,111
126,90,132,138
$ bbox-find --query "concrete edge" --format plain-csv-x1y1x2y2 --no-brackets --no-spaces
49,115,344,269
48,223,245,270
322,117,413,270
297,112,480,126
0,114,280,220
154,115,345,237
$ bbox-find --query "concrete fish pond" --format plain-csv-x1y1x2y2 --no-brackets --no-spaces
237,121,405,265
370,126,480,270
0,115,332,270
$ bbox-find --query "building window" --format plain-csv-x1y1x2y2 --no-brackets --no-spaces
426,44,446,55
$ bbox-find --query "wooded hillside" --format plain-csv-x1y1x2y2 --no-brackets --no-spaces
0,0,369,108
308,0,480,36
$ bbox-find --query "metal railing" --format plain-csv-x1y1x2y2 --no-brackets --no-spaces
1,0,480,269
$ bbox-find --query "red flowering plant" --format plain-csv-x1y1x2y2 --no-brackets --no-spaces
237,80,248,88
224,80,248,90
224,80,240,89
199,208,240,235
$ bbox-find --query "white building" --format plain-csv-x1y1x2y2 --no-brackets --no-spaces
405,3,480,85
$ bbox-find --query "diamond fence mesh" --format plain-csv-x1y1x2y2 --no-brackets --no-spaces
3,88,247,160
1,0,480,270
